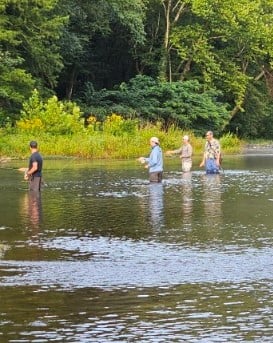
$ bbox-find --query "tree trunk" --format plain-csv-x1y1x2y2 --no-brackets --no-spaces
66,67,77,100
159,0,188,82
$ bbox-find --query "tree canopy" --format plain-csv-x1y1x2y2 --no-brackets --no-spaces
1,0,273,137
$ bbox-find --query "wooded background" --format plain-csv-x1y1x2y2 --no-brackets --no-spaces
1,0,273,137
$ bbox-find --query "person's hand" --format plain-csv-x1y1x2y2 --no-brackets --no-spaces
138,157,146,164
199,161,204,167
165,150,173,156
24,171,29,181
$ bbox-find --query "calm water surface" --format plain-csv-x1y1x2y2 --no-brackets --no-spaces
1,153,273,342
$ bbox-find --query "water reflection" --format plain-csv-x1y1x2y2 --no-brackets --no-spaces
0,243,9,259
2,157,273,342
201,174,222,228
181,172,193,225
20,192,43,231
148,183,164,229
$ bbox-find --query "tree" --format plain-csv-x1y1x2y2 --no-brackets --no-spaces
57,0,147,100
0,51,34,125
0,0,67,90
170,0,273,118
0,0,67,124
80,75,229,134
158,0,190,81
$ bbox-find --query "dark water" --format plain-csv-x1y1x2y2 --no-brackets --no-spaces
1,154,273,342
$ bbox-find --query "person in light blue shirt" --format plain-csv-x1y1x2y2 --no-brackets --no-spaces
138,137,163,182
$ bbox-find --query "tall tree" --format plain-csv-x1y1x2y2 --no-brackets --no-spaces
0,0,67,123
57,0,147,100
170,0,273,117
2,0,67,89
0,51,34,124
158,0,189,81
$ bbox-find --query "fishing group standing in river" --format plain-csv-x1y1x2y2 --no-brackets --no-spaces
138,131,221,182
16,131,220,189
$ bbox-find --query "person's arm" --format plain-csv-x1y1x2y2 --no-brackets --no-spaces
166,147,182,156
215,151,220,166
27,161,38,177
138,156,150,169
200,143,207,167
147,148,158,167
199,153,206,167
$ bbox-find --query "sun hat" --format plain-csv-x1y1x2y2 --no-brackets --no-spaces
150,137,159,144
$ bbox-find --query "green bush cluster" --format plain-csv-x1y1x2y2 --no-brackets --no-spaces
16,89,83,135
220,133,242,153
0,89,242,159
81,76,230,135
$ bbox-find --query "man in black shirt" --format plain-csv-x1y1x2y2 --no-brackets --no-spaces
24,141,43,192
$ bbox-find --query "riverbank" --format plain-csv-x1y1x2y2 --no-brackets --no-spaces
242,142,273,154
0,130,242,160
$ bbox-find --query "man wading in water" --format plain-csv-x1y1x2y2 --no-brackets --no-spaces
23,141,43,192
166,135,193,173
199,131,221,174
138,137,163,182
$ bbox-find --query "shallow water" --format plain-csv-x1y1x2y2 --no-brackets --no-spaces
1,155,273,342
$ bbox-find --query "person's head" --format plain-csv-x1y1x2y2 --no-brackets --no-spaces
205,131,213,141
150,137,159,146
182,135,189,143
29,140,38,149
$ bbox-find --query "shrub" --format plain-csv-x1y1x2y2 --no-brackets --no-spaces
102,113,138,136
16,89,84,135
220,133,242,153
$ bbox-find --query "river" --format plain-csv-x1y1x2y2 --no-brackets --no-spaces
1,152,273,342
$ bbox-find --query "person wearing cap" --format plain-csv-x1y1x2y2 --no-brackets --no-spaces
24,141,43,191
199,130,221,174
166,135,193,172
138,137,163,182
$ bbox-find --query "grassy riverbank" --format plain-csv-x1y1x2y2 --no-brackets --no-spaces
0,124,242,160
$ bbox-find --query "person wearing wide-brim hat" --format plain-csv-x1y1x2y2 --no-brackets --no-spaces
138,137,163,182
166,135,193,172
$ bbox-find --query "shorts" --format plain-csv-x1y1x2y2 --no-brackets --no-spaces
149,171,163,183
182,161,192,172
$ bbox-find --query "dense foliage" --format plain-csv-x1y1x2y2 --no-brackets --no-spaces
1,0,273,138
80,75,229,135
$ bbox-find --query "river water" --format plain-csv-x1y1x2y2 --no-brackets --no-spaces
1,153,273,342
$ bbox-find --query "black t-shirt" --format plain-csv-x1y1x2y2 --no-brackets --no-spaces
29,151,43,177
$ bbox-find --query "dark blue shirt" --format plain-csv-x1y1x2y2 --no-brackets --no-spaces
29,151,43,177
